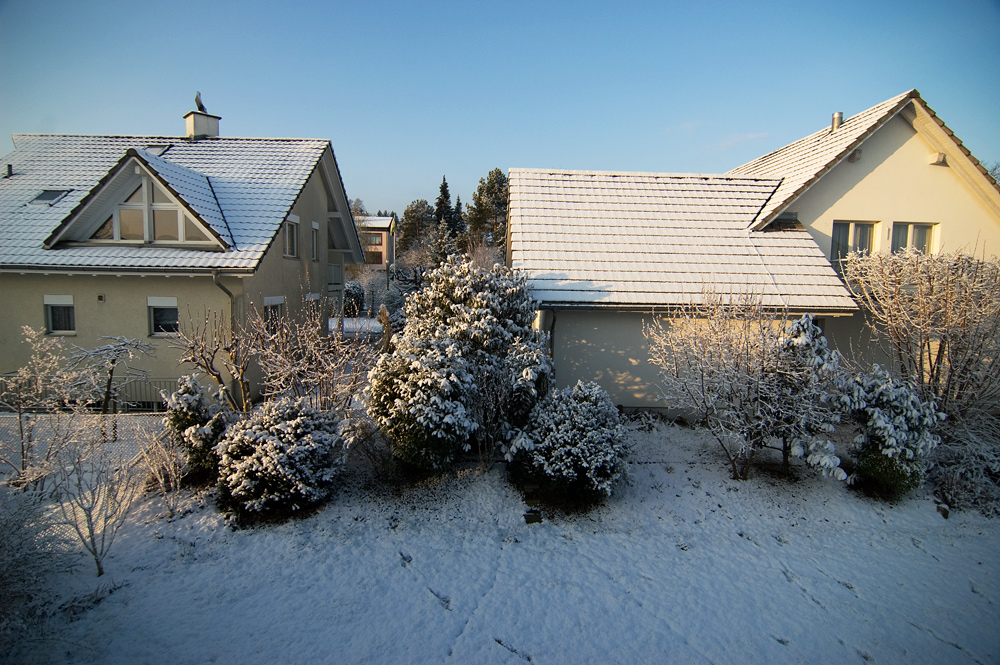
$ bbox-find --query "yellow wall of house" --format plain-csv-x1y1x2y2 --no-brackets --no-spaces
0,272,234,381
0,168,342,400
791,114,1000,258
549,310,666,408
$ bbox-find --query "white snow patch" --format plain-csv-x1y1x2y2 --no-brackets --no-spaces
9,423,999,665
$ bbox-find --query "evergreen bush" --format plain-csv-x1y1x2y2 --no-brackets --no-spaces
216,398,343,515
161,375,226,479
343,281,365,317
367,256,551,470
838,365,943,499
508,381,628,501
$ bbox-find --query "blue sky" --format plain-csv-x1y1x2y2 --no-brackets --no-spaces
1,0,998,216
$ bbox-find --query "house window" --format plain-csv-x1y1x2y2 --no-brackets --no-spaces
365,251,383,265
43,295,75,334
147,296,179,335
311,222,319,261
891,223,933,253
284,218,299,257
831,221,875,270
89,178,211,244
362,232,382,246
263,296,285,334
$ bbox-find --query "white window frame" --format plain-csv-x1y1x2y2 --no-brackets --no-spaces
43,295,75,334
831,220,878,270
891,222,935,254
90,175,214,245
283,215,299,258
147,296,179,336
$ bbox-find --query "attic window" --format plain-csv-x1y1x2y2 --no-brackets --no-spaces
88,177,212,244
30,190,70,206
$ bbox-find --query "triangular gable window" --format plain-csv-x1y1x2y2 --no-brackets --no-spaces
86,174,215,245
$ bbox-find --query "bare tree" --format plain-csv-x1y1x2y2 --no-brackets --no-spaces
844,249,1000,513
54,438,140,577
645,292,843,480
172,309,254,412
0,327,94,491
136,428,186,518
251,293,376,413
72,337,155,414
843,249,1000,419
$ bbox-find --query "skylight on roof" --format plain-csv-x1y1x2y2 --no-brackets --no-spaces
144,144,172,156
29,190,70,206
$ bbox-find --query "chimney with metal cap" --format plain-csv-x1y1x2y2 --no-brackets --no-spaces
831,111,843,132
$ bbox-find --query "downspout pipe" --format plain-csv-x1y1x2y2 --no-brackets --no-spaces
212,270,236,323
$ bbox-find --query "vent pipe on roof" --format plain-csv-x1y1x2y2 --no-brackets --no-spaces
184,110,221,140
4,164,11,178
831,111,844,132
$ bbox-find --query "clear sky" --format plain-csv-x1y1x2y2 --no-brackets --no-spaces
1,0,998,216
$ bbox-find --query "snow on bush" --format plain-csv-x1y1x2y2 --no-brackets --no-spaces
216,398,343,515
508,381,628,500
0,489,64,643
367,256,551,470
343,280,365,317
773,314,846,480
647,296,844,481
838,365,943,498
161,375,227,479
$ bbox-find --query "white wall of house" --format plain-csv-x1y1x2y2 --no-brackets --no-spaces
546,309,665,408
790,115,1000,260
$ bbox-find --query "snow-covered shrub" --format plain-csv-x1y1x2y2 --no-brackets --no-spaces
508,381,628,501
647,296,844,481
367,256,551,470
0,489,64,643
343,280,365,317
930,410,1000,516
161,375,226,479
772,314,846,480
838,365,943,498
216,398,343,515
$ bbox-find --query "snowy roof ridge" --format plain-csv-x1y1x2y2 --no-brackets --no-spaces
0,134,330,272
728,90,918,229
507,169,855,312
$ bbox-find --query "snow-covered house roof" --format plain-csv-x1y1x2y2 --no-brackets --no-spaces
507,168,856,312
0,133,363,273
356,215,395,234
729,89,1000,229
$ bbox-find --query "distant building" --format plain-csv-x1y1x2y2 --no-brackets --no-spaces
356,215,396,267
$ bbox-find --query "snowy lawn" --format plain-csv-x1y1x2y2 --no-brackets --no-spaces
11,422,998,665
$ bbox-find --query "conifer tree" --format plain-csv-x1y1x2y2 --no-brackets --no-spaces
398,199,435,253
466,168,509,249
434,176,453,224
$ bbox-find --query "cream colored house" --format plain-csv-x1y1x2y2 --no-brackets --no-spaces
0,110,365,405
356,215,396,267
507,90,1000,408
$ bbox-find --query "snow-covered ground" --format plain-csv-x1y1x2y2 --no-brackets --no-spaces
11,423,999,665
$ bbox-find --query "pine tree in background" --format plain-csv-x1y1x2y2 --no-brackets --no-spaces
398,199,435,253
434,176,453,226
466,168,509,250
450,195,466,237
